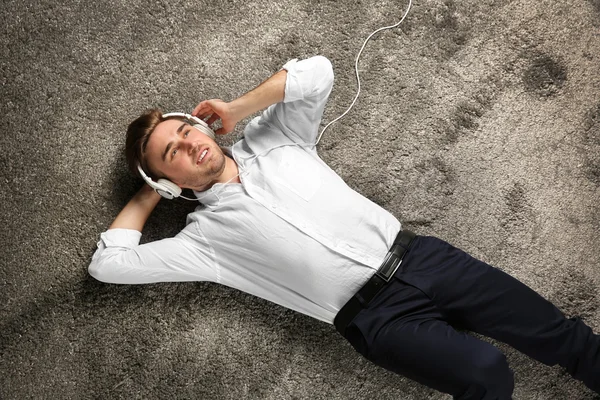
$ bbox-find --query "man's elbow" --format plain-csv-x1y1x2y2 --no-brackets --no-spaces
88,260,117,284
88,262,105,283
307,55,334,97
316,55,334,86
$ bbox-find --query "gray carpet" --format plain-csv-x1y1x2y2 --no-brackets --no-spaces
1,0,599,398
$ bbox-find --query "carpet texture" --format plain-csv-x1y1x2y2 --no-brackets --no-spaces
1,0,599,398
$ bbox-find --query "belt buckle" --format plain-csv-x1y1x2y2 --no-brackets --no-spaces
375,250,402,282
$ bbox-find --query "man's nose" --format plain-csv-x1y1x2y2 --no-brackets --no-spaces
185,139,201,155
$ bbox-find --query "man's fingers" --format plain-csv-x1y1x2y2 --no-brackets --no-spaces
206,114,220,126
191,101,206,117
196,108,215,121
193,101,215,118
192,99,223,118
197,111,211,120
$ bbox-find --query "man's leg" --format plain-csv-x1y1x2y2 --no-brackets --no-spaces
400,235,600,394
345,274,515,399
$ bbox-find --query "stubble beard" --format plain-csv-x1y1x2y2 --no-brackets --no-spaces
192,148,227,191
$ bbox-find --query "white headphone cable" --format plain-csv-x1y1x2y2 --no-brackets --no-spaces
315,0,412,145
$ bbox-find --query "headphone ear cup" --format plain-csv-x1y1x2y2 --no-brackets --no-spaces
193,123,216,140
155,179,182,199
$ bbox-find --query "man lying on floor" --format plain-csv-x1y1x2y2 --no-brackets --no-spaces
89,55,600,399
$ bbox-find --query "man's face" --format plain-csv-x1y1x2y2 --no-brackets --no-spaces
144,119,226,191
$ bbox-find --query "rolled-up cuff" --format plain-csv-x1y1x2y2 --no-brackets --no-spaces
98,228,142,248
281,58,303,103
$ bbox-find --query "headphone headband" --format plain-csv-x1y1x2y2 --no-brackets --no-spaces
162,112,216,140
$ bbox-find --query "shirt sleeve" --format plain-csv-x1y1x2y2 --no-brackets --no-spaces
88,226,218,284
262,55,334,144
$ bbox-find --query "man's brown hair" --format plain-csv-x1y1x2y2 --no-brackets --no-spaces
125,108,164,179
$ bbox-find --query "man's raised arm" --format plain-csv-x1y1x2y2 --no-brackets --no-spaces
109,184,161,232
191,56,333,144
192,68,287,135
228,68,287,123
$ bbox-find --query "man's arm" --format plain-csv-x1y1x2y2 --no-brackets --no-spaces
192,69,287,135
228,69,287,122
108,184,161,231
193,56,333,143
89,184,218,284
262,56,334,144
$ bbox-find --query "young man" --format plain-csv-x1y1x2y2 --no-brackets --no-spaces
89,56,600,399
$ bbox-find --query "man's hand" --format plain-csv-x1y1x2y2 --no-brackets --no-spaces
192,69,287,136
192,99,239,135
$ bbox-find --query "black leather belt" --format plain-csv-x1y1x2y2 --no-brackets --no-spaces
334,229,416,335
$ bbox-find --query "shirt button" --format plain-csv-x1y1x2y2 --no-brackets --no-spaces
272,204,277,209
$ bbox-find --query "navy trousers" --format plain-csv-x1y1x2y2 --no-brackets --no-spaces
342,235,600,399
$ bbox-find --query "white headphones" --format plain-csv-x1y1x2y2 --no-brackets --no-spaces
137,112,216,199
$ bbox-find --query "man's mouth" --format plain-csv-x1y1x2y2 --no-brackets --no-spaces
197,148,209,165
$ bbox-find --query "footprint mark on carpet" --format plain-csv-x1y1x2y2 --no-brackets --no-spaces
522,52,567,98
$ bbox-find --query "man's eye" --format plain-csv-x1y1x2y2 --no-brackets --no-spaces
184,131,189,138
172,148,178,157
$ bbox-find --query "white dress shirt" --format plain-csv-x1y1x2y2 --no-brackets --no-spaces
89,56,402,324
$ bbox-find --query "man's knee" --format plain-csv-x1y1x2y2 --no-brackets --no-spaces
460,349,515,400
